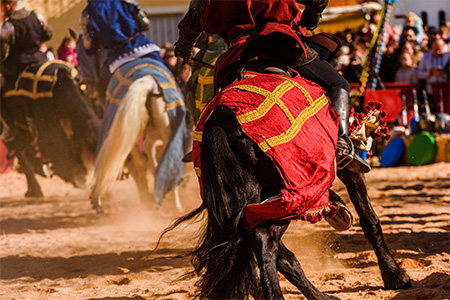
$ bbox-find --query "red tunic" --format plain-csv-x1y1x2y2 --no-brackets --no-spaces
193,70,339,231
199,0,307,90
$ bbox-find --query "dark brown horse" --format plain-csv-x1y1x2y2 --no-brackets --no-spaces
0,60,100,197
159,71,411,299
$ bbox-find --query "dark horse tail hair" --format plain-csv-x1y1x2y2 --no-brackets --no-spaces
53,68,100,154
158,122,262,299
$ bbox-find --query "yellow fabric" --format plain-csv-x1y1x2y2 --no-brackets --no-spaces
3,60,76,99
194,58,217,121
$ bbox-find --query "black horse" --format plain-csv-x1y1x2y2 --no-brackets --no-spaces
159,71,411,299
1,60,100,197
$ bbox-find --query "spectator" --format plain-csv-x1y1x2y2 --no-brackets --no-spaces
363,9,394,48
160,42,173,59
441,24,450,44
342,45,364,83
380,40,421,83
385,33,400,55
332,45,350,75
163,48,180,78
40,42,55,61
400,26,419,47
418,38,450,83
57,34,78,67
398,42,423,67
426,26,449,52
177,63,192,98
402,12,424,46
419,32,430,53
395,52,418,84
417,38,450,110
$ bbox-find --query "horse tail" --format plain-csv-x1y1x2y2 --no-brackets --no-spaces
193,124,261,299
53,67,100,153
90,75,154,199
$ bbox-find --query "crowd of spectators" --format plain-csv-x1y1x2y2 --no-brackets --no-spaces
159,11,449,112
332,13,450,87
329,12,450,114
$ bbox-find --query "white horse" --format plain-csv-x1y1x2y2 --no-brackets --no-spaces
80,51,190,213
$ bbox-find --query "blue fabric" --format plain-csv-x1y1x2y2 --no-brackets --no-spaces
84,0,162,78
98,57,190,204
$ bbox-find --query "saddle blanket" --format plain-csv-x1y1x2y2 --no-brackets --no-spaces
193,71,339,231
3,60,76,100
98,57,190,204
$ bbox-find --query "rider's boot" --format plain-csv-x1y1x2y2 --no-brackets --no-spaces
333,88,371,173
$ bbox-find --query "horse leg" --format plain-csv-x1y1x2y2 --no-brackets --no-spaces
337,168,411,289
277,242,340,300
145,94,178,208
16,150,43,198
172,186,182,212
125,148,152,209
251,222,288,300
89,192,104,214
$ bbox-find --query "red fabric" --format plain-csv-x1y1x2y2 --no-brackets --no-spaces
0,140,14,174
200,0,307,91
200,0,302,44
193,71,339,231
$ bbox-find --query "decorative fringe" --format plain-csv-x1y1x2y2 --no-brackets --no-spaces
297,204,338,224
349,101,390,156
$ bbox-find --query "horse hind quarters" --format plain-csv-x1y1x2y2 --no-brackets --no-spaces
160,105,410,299
90,75,183,213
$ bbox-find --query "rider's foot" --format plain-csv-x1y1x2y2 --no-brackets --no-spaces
326,190,353,231
336,140,371,173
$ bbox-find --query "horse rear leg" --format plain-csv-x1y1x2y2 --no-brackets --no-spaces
16,150,43,198
277,242,340,300
337,169,411,290
126,147,152,209
172,186,182,212
251,223,287,300
31,107,86,187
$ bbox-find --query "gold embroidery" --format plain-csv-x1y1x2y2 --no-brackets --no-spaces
194,167,202,178
3,61,73,99
193,131,203,142
258,94,328,152
166,99,184,110
229,81,295,124
108,63,183,104
3,90,53,98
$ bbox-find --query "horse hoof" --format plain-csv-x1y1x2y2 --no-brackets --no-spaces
25,187,44,198
25,190,43,198
71,175,87,189
383,271,412,290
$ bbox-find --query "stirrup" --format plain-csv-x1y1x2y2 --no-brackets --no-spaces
336,140,371,173
336,140,354,170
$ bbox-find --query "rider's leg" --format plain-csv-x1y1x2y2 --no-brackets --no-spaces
296,57,371,173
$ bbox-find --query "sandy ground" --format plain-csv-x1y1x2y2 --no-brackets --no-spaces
0,162,449,300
